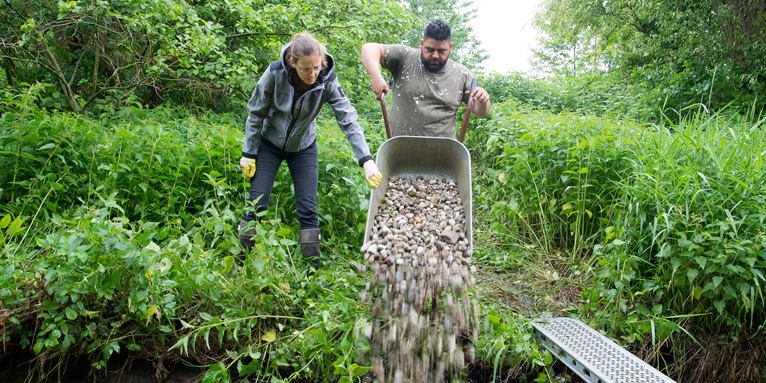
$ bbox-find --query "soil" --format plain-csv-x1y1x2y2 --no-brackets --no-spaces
1,349,207,383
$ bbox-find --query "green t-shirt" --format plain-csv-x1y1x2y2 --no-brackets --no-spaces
383,44,474,138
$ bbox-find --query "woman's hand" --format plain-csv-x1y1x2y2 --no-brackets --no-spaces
363,160,382,188
240,157,256,180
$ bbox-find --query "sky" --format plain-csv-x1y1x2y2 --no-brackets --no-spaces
466,0,545,74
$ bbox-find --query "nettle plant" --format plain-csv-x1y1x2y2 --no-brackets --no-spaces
471,103,637,258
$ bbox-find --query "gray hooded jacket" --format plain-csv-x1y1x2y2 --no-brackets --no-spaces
241,43,373,167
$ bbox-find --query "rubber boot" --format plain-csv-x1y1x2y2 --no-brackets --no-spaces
299,228,321,268
238,219,256,250
228,219,256,277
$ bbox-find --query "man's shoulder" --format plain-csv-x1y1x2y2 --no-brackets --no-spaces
384,44,418,59
384,44,417,51
444,59,471,75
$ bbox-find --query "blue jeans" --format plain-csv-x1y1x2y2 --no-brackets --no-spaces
242,139,319,229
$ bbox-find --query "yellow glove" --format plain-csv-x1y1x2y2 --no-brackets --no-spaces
363,160,382,189
240,157,256,180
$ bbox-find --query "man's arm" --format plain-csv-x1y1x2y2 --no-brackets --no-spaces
469,86,491,118
360,43,390,100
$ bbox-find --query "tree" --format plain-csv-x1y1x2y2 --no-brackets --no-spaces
0,0,409,112
532,0,766,114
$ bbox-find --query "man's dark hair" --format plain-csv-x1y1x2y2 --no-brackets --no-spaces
423,20,451,42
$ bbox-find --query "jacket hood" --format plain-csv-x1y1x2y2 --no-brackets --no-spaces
279,41,335,83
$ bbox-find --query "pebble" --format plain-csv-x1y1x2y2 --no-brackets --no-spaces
360,175,478,382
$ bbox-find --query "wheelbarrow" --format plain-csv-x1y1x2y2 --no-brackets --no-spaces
363,79,478,247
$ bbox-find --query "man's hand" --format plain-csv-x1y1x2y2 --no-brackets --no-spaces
467,86,491,118
240,157,256,180
371,76,390,100
469,86,490,104
363,160,382,189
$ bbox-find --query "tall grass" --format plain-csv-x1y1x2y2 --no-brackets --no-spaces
469,98,766,376
597,106,766,334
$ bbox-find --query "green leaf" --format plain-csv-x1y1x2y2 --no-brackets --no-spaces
687,268,699,282
712,276,724,288
146,305,159,322
33,340,44,355
65,307,78,320
37,143,56,151
713,300,726,313
201,366,224,383
351,363,371,376
0,215,10,229
7,218,24,237
276,227,293,237
486,135,499,151
262,331,276,343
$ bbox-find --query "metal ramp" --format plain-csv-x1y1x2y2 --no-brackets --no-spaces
532,317,676,383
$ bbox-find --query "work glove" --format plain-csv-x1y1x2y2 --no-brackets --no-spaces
240,157,256,181
363,160,382,189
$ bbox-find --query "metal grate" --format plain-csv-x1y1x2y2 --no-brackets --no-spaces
532,317,675,383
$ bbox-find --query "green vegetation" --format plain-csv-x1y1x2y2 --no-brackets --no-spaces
466,94,766,381
533,0,765,119
0,0,412,113
0,84,381,382
2,0,765,382
5,79,765,382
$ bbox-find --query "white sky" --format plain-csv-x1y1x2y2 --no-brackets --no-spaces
467,0,544,74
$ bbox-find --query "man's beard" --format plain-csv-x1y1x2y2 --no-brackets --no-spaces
420,54,447,72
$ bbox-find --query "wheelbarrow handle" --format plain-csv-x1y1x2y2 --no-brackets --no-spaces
380,95,394,139
458,78,479,143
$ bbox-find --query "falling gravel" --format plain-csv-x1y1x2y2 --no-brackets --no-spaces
359,175,479,383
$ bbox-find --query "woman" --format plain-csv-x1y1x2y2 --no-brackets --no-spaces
238,32,382,268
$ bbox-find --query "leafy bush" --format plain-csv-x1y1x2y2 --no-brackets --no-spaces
0,0,409,113
0,85,381,381
468,101,636,257
479,71,658,122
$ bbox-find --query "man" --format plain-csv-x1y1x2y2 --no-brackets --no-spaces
361,20,491,138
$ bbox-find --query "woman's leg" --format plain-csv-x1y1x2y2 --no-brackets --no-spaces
286,142,320,266
286,141,319,229
239,141,284,249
